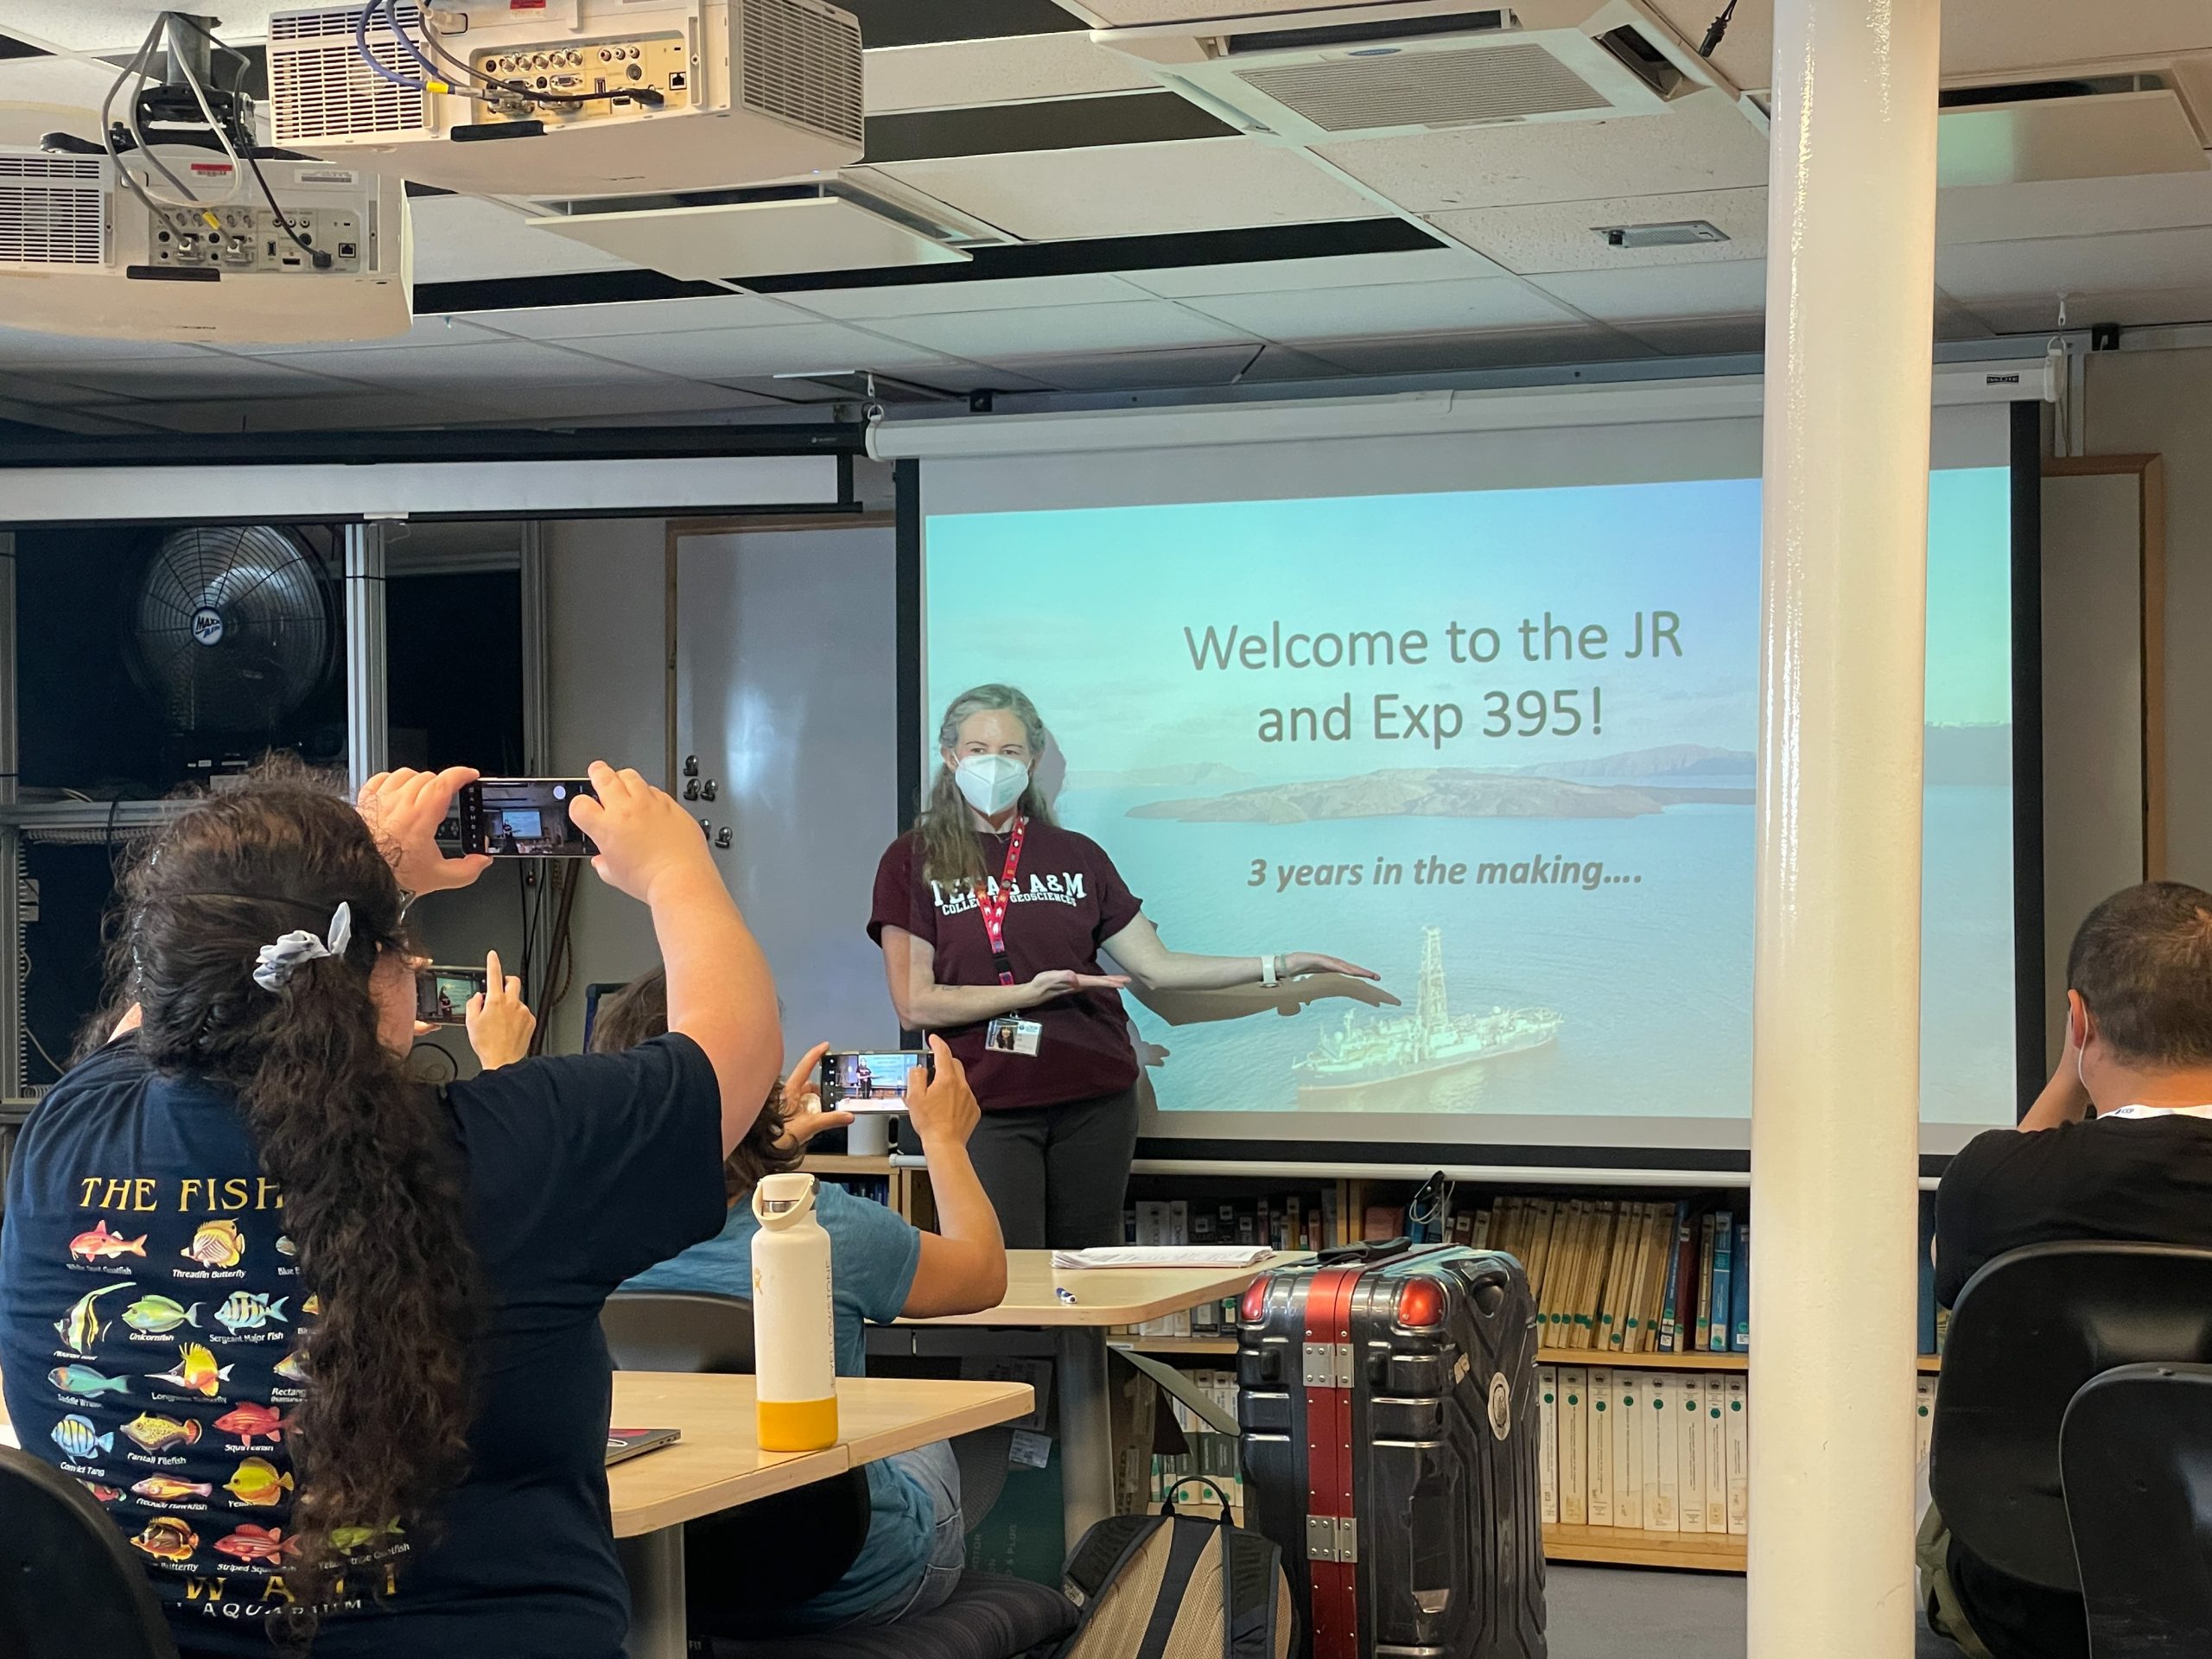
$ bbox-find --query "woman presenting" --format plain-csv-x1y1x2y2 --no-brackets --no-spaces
871,683,1376,1248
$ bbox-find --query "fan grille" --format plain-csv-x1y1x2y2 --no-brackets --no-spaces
130,526,332,734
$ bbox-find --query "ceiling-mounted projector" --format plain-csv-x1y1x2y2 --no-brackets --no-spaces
0,148,411,343
267,0,865,200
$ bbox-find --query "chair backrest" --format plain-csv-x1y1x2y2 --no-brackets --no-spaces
2062,1362,2212,1656
1932,1241,2212,1591
0,1445,180,1659
601,1288,758,1374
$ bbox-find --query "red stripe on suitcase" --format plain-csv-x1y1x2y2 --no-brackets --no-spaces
1302,1265,1363,1659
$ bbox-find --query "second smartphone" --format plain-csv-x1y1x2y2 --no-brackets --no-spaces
818,1050,933,1112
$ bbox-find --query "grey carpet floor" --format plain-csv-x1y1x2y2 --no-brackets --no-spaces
1547,1565,1963,1658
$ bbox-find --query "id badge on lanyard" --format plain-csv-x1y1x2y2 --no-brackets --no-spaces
974,817,1027,988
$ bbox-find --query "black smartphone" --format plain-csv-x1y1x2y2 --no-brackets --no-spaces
818,1050,933,1112
459,778,599,857
416,964,488,1027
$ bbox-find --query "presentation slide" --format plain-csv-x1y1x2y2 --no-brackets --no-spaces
924,454,2019,1156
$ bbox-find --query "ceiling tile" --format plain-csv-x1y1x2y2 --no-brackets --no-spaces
1318,92,1768,214
866,35,1154,114
458,379,788,419
557,321,965,378
0,372,143,407
457,294,807,337
1936,226,2212,302
1073,0,1372,20
118,392,509,434
791,273,1151,321
246,339,677,394
855,299,1252,359
1182,276,1575,341
987,343,1342,391
1303,326,1647,375
1430,188,1768,276
222,315,514,357
875,139,1378,240
25,355,358,399
407,195,638,284
1611,317,1767,359
1952,284,2212,334
1527,261,1771,321
0,326,221,366
1121,246,1496,297
1939,171,2212,247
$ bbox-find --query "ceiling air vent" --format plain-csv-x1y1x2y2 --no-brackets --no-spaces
1937,70,2210,187
0,153,105,267
1092,1,1714,143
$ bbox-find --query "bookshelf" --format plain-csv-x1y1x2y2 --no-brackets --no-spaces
833,1156,1943,1574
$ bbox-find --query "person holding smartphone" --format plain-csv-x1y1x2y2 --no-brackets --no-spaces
870,683,1378,1249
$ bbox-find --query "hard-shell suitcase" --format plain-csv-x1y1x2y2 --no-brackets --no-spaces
1236,1240,1547,1659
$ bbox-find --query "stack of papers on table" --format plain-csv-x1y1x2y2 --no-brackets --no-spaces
1051,1246,1275,1269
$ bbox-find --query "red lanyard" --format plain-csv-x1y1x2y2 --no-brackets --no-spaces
974,817,1027,986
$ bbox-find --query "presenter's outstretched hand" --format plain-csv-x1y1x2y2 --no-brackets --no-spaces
568,761,718,906
1287,953,1381,981
906,1036,981,1149
772,1041,855,1153
1023,968,1130,1006
359,766,493,894
465,948,536,1070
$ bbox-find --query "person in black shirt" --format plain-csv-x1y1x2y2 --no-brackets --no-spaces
1929,880,2212,1659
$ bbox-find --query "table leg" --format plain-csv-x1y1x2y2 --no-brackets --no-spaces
1056,1325,1116,1546
618,1526,687,1659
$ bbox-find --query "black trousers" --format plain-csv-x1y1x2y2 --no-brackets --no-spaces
960,1086,1141,1249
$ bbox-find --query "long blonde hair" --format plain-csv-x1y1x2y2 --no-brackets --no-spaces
916,683,1058,885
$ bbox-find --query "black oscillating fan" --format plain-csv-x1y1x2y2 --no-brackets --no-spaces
126,525,334,735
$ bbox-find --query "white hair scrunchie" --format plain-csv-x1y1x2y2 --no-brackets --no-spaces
251,902,353,992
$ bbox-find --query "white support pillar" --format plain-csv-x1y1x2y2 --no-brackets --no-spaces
343,521,390,793
1749,1,1942,1656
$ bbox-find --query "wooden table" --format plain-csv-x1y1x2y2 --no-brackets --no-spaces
898,1250,1291,1545
608,1371,1035,1659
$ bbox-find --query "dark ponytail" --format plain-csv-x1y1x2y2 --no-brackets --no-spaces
115,760,480,1626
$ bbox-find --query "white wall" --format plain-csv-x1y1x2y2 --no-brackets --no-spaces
2085,346,2211,887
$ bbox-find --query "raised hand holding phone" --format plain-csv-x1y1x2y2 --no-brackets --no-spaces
772,1042,855,1154
905,1037,981,1150
565,763,716,905
358,766,493,893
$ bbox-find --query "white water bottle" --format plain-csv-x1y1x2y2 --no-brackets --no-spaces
751,1172,839,1452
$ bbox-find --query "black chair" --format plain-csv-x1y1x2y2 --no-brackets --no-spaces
1932,1242,2212,1596
0,1443,181,1659
2062,1363,2212,1657
602,1291,873,1623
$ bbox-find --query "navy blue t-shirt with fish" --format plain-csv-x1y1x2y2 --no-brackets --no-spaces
0,1031,726,1658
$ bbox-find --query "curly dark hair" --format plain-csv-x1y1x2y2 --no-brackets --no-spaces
113,760,480,1630
592,967,794,1199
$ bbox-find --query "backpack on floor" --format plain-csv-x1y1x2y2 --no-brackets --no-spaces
1058,1481,1294,1659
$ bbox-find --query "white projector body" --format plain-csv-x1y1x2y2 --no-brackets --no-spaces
266,0,864,199
0,148,411,344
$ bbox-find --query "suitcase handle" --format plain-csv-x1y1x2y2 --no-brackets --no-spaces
1314,1236,1414,1266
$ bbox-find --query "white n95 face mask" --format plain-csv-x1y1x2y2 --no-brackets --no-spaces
954,754,1029,816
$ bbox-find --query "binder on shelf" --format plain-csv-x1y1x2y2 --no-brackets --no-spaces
1675,1370,1705,1534
1915,1375,1937,1468
1701,1374,1728,1535
1560,1366,1589,1525
1724,1374,1749,1535
1587,1367,1614,1526
1614,1370,1642,1529
1658,1202,1691,1353
1649,1373,1679,1532
1917,1192,1939,1355
1693,1214,1718,1353
1539,1364,1560,1525
1730,1216,1751,1353
1707,1211,1734,1354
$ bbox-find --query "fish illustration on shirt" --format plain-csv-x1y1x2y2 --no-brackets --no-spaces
272,1350,309,1385
48,1364,129,1397
122,1295,200,1334
149,1343,234,1399
69,1219,148,1262
213,1402,287,1446
225,1457,294,1508
213,1292,288,1333
302,1294,322,1317
213,1524,300,1566
131,1516,200,1563
121,1413,202,1453
132,1475,215,1502
50,1414,114,1459
329,1520,403,1554
275,1236,296,1258
54,1283,128,1352
83,1484,124,1503
180,1219,245,1268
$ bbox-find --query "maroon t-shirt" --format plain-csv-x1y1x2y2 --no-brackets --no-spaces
869,821,1143,1112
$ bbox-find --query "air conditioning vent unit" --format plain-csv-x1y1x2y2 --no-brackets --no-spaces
1936,71,2211,187
1092,2,1706,143
0,149,410,343
267,0,864,199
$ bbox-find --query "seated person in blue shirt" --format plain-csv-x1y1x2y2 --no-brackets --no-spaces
598,973,1008,1630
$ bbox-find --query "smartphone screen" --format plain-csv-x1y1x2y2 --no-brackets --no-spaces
416,965,489,1027
819,1050,932,1111
460,779,599,857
